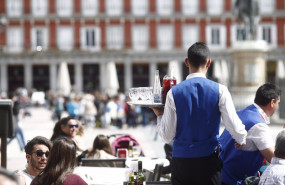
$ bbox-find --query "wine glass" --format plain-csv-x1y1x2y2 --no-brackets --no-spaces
129,88,139,103
132,146,141,157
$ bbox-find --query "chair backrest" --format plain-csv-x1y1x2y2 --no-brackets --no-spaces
151,163,164,182
81,158,126,168
146,181,172,185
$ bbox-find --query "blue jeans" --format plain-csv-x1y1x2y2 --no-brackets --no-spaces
7,128,26,151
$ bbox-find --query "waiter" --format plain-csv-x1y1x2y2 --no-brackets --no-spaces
151,42,247,185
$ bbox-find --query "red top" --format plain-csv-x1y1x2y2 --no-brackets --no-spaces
31,174,88,185
63,174,87,185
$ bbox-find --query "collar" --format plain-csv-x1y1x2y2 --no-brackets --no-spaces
271,157,285,165
186,73,206,80
253,103,270,124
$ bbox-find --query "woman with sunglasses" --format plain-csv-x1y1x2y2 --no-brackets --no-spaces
51,117,79,141
31,137,88,185
51,117,86,157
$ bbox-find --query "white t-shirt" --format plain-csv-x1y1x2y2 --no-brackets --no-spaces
16,170,34,185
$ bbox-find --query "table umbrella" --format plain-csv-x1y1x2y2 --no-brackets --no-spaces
57,62,71,96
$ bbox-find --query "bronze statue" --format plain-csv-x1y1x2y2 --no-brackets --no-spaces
234,0,260,40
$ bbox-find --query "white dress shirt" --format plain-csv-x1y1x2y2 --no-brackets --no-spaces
156,73,247,144
241,103,274,151
259,157,285,185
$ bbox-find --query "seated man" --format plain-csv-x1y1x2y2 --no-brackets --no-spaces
220,83,281,185
15,136,52,185
259,130,285,184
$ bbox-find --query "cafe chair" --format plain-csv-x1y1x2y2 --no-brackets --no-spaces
146,181,172,185
148,163,164,182
81,158,126,168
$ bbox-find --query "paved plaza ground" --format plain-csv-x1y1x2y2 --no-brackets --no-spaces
3,107,285,172
5,107,166,171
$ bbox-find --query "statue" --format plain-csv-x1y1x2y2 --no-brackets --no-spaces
234,0,260,40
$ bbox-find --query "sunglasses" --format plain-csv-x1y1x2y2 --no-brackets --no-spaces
32,150,49,158
69,124,79,129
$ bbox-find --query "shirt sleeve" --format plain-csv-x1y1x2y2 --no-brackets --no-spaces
246,123,274,151
219,84,247,145
156,89,177,143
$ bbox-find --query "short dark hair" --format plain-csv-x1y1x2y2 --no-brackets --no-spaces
24,136,52,155
254,83,281,106
187,42,210,68
274,130,285,158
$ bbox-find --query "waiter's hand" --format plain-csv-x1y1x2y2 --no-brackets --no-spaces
235,142,245,150
150,107,164,116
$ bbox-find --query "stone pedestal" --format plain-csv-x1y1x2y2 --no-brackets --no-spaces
231,40,268,110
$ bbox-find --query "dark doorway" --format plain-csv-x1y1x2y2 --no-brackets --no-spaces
33,65,50,91
83,64,99,92
116,63,125,92
67,64,75,85
132,63,149,87
8,65,24,95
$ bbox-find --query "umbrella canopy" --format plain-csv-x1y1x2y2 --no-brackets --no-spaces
220,60,229,86
276,60,285,81
213,60,222,82
168,60,182,84
103,61,119,97
57,62,71,96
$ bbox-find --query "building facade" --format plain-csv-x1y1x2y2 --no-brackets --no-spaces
0,0,284,96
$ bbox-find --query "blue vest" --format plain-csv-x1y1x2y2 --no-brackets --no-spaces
220,104,265,185
172,77,221,158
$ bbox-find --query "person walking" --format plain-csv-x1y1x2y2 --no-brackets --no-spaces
220,83,280,185
151,42,247,185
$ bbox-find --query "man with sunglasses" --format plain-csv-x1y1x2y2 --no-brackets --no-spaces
15,136,52,185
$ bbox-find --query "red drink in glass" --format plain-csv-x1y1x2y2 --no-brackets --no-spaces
162,76,177,104
117,148,128,158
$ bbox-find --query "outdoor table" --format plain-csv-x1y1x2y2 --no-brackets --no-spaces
74,166,131,185
125,157,169,171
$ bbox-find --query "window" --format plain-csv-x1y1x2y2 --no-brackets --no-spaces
57,0,73,17
182,25,199,50
257,24,276,47
181,0,199,15
157,0,173,16
32,0,48,16
231,24,247,46
82,0,98,16
107,26,123,50
106,0,122,16
7,27,23,53
7,0,23,17
132,25,148,51
207,0,223,15
206,25,226,49
157,25,173,50
132,0,148,16
80,27,101,50
57,27,73,51
260,0,274,14
31,27,48,51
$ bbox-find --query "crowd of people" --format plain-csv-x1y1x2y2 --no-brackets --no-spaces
1,42,285,185
45,91,156,130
